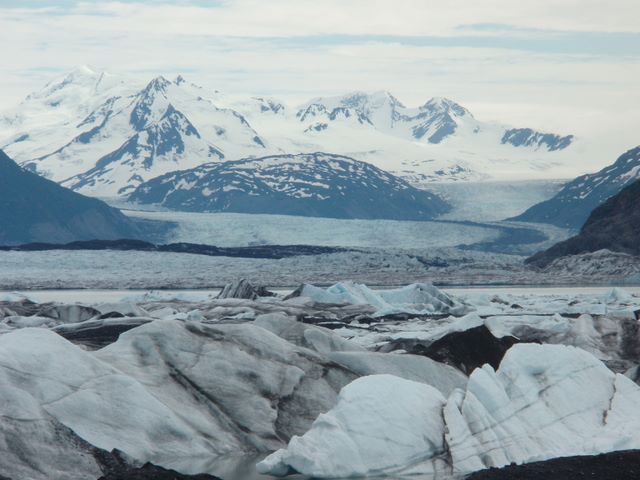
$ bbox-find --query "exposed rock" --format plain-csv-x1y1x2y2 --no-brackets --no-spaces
466,450,640,480
380,324,518,375
98,462,221,480
0,238,347,260
53,317,153,350
501,127,573,151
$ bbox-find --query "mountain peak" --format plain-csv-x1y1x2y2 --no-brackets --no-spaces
59,65,104,86
421,97,470,117
143,76,171,93
70,65,99,76
370,90,406,108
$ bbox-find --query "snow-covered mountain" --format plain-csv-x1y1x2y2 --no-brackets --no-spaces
513,146,640,229
295,92,572,149
0,68,266,197
0,67,580,198
129,152,451,220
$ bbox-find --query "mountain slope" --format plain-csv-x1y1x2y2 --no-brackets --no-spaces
512,146,640,229
0,150,140,245
129,152,451,220
526,178,640,267
0,68,581,197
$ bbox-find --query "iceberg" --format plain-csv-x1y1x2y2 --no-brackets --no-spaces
298,281,471,317
258,343,640,477
257,374,449,478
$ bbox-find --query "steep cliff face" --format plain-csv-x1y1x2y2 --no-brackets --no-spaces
0,150,140,245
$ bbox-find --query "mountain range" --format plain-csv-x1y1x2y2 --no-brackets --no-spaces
0,150,140,244
129,152,450,220
0,66,578,199
513,146,640,229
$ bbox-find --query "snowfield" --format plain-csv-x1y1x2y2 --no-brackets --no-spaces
0,283,639,479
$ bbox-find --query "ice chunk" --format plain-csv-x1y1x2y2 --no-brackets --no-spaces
604,287,636,305
257,374,448,477
298,281,471,317
260,344,640,477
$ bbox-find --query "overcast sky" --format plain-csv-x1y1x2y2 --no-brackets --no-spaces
1,0,639,148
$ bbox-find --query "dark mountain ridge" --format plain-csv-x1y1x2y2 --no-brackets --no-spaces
0,150,141,244
129,152,451,220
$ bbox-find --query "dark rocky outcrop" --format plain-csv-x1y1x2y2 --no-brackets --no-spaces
379,325,518,375
54,318,153,350
98,462,222,480
0,238,347,259
527,178,640,267
501,127,573,151
467,450,640,480
0,150,141,244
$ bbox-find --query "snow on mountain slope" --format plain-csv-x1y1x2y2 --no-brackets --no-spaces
0,68,583,198
0,67,135,168
128,152,451,219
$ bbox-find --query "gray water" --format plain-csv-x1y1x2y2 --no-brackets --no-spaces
163,453,464,480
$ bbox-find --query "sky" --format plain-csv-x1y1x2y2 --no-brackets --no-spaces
1,0,639,150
